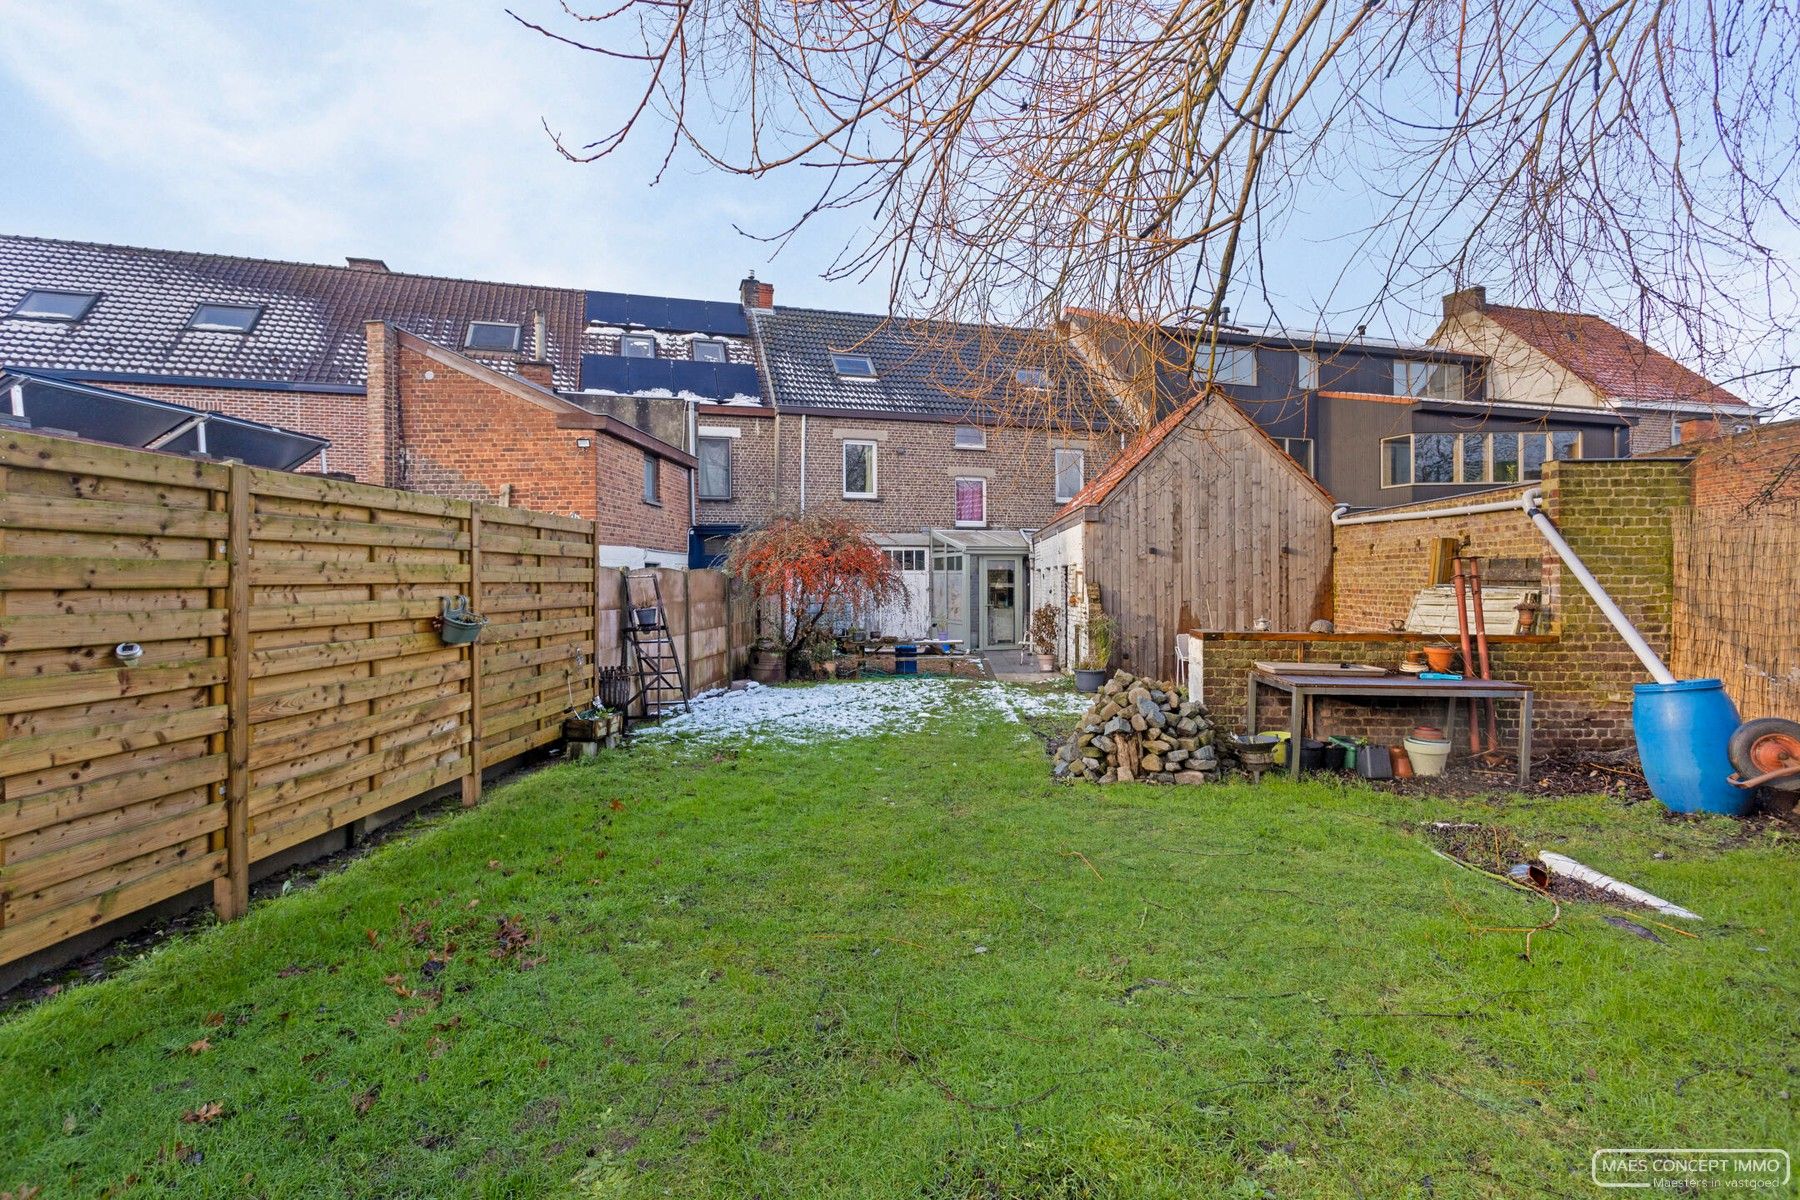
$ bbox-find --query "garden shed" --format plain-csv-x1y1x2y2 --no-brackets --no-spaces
1031,388,1335,676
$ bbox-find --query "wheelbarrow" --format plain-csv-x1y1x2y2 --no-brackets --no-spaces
1727,718,1800,795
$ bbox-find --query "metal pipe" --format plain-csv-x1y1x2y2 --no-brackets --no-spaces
1519,487,1677,685
1332,495,1526,526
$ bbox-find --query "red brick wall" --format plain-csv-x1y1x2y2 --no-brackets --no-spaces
93,381,367,480
1686,418,1800,512
392,339,597,518
595,436,690,553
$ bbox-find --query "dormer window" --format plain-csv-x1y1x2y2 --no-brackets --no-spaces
621,333,657,359
10,289,100,322
187,303,261,333
465,321,522,352
1014,367,1051,388
831,353,877,380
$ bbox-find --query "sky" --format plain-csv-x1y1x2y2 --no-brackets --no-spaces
0,0,887,311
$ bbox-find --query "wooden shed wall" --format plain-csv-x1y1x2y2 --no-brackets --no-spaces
1085,400,1333,677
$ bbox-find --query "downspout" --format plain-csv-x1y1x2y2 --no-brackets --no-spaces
1519,487,1676,684
687,399,699,528
8,381,23,418
799,414,808,512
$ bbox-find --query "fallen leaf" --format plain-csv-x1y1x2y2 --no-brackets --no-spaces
202,1013,225,1028
595,848,609,861
609,799,625,812
487,859,501,870
466,899,480,909
62,1113,76,1134
181,1102,225,1124
365,929,380,947
186,1038,212,1056
352,1087,379,1116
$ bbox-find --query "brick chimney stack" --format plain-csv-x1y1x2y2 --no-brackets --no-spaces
740,273,774,311
516,360,555,389
1442,285,1488,319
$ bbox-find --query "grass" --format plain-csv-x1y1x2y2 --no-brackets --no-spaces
1,679,1795,1198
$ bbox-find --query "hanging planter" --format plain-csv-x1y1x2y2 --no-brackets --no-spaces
434,595,489,646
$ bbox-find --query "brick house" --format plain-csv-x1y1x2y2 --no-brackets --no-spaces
364,323,694,565
722,283,1125,648
1428,286,1758,453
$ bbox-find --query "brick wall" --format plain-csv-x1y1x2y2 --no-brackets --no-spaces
1685,417,1800,512
694,409,779,527
97,381,368,481
1198,458,1694,757
595,436,690,553
776,414,1114,533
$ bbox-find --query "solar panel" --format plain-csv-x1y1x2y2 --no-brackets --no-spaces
584,291,748,337
579,355,761,400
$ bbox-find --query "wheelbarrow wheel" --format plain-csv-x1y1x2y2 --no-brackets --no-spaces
1727,717,1800,793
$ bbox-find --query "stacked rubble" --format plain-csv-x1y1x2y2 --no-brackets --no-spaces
1054,670,1218,783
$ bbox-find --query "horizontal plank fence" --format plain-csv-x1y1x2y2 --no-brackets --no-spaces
1672,501,1800,724
0,429,744,970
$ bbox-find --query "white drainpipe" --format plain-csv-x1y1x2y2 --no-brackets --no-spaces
1519,487,1676,684
798,414,809,512
1331,496,1528,526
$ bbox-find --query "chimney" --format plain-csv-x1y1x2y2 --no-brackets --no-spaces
345,257,390,272
740,273,774,311
517,360,556,389
1442,285,1488,319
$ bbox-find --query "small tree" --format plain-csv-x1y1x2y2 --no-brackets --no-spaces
726,515,903,669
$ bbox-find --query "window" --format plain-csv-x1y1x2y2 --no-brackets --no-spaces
1054,447,1086,502
1296,352,1319,390
464,321,522,352
1014,367,1051,388
1276,437,1315,475
1393,359,1466,400
696,436,732,500
1193,345,1257,386
954,477,987,527
831,353,877,379
842,440,877,498
954,425,986,450
883,548,926,572
642,454,660,504
187,303,261,333
620,333,657,359
691,339,728,363
1383,430,1583,488
10,289,99,322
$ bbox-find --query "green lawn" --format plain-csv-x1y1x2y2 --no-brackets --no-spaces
2,680,1794,1198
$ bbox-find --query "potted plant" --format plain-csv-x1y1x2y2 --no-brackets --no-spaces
1073,614,1114,693
1029,603,1060,672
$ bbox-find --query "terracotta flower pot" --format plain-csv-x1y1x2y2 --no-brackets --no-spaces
1423,646,1457,673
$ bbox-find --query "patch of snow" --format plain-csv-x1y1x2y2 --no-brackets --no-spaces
636,678,1079,745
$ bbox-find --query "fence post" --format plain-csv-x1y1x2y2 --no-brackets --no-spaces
213,463,251,921
591,518,604,675
463,504,484,807
680,570,693,687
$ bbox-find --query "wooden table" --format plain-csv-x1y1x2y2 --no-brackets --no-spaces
1245,669,1535,785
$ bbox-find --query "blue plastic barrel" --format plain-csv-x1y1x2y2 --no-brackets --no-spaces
1633,679,1750,815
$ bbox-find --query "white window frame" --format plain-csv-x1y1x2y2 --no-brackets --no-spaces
842,439,878,498
1393,359,1466,400
831,353,877,380
187,303,262,333
1296,352,1319,390
1053,447,1086,502
620,333,657,359
465,320,523,352
883,547,926,572
10,289,100,322
642,453,660,504
1192,345,1257,386
696,435,732,500
691,338,729,363
954,425,986,450
1277,437,1315,475
954,476,988,527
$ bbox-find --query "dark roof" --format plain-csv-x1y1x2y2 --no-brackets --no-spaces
585,291,748,337
1,369,327,470
0,234,588,390
578,355,761,403
750,306,1119,426
1478,303,1751,413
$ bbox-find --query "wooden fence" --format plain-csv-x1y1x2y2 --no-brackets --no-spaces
0,429,744,970
1672,501,1800,723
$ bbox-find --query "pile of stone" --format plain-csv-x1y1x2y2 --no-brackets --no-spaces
1053,670,1218,783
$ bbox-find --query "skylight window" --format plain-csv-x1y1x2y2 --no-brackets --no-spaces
620,333,657,359
831,353,877,379
11,289,100,322
1014,367,1051,388
464,321,522,352
187,303,261,333
691,339,728,363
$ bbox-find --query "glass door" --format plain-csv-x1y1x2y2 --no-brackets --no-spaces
983,558,1019,646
